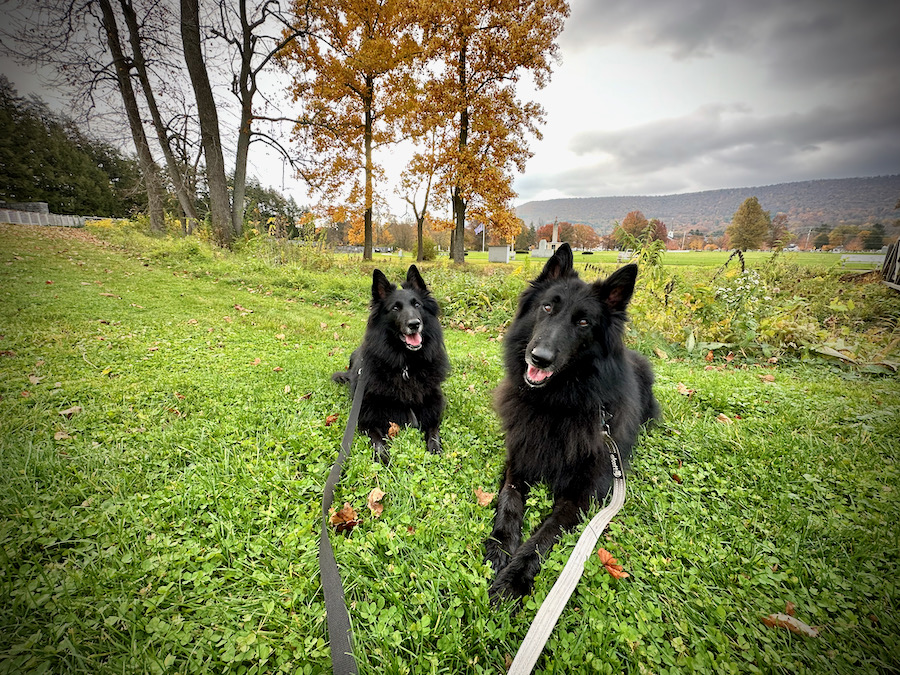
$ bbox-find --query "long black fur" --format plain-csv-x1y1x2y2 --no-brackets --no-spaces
485,243,660,602
332,265,449,463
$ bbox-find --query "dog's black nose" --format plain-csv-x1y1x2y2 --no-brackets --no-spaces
530,345,554,369
407,319,421,332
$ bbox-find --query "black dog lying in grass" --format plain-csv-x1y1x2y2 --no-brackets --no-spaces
332,265,449,464
485,243,660,601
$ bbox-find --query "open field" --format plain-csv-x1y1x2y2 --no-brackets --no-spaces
347,249,883,271
1,224,898,674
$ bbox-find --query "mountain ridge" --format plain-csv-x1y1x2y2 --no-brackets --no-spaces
513,175,900,234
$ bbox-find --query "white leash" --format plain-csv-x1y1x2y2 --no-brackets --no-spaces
508,431,627,674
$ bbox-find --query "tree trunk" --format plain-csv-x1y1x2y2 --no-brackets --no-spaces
416,214,425,261
230,0,256,240
181,0,234,247
98,0,165,234
119,0,199,229
363,75,374,260
451,40,469,264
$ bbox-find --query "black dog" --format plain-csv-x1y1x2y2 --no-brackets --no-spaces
485,243,660,601
332,265,449,463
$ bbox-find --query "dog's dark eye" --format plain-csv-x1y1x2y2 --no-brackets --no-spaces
577,318,589,327
412,300,421,308
542,303,552,313
391,303,401,312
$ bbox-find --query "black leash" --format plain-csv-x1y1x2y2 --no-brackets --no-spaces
320,367,368,675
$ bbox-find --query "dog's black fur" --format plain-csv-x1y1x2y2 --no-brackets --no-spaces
332,265,449,463
484,243,660,601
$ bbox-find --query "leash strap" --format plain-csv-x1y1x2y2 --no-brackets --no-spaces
320,368,368,675
508,432,627,674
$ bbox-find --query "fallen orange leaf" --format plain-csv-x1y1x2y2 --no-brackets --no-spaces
387,422,400,439
329,502,361,533
597,548,630,580
325,413,339,426
367,487,386,517
474,487,495,507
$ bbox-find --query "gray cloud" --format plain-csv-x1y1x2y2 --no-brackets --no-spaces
562,0,900,86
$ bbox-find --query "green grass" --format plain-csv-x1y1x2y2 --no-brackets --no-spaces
1,224,898,674
347,249,857,270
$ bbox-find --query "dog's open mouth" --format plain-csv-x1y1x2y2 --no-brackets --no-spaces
525,363,553,387
402,332,423,351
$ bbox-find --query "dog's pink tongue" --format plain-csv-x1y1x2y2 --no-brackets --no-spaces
405,332,422,347
527,364,551,383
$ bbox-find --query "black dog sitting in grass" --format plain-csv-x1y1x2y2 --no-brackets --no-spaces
332,265,449,464
485,244,660,602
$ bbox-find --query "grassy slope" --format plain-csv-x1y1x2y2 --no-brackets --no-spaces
0,224,898,674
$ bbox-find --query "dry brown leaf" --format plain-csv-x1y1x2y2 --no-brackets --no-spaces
275,333,285,340
28,374,44,385
273,366,283,372
705,350,714,362
20,390,31,398
475,487,495,507
671,473,683,484
654,347,669,360
387,422,400,439
367,487,386,517
284,385,291,394
597,548,630,580
760,374,776,382
234,304,252,313
761,613,820,638
325,413,339,426
99,292,119,298
329,502,361,533
54,431,71,440
59,405,82,418
300,392,313,400
676,382,694,396
187,318,198,325
716,413,733,424
251,357,261,365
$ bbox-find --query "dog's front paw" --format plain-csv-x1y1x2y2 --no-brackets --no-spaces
426,433,442,455
483,537,510,574
372,440,391,465
488,565,533,605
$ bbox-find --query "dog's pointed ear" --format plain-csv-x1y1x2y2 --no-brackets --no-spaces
594,263,637,312
406,264,428,293
536,243,574,283
372,269,394,301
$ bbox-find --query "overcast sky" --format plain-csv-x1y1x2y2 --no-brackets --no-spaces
511,0,900,205
3,0,899,216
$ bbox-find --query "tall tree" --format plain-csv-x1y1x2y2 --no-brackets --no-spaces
727,197,771,251
98,0,167,232
767,212,791,249
181,0,235,246
280,0,419,260
423,0,568,263
118,0,200,227
214,0,310,242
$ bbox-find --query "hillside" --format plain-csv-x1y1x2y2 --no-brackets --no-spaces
513,175,900,234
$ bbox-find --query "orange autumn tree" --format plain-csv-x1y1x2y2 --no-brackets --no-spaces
279,0,419,260
416,0,569,263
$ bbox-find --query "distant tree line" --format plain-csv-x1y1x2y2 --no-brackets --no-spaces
0,76,144,216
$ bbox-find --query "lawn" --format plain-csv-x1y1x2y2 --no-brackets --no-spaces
1,223,898,674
